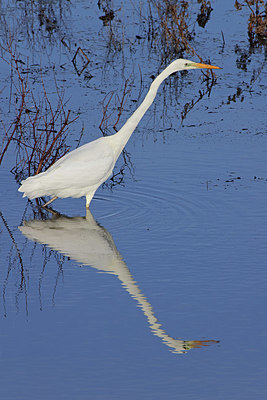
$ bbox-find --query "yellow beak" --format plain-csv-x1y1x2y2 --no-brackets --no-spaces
193,62,221,69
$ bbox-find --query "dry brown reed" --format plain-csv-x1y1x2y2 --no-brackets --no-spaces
0,38,78,182
99,78,132,135
145,0,217,79
235,0,267,46
98,77,134,188
151,0,194,59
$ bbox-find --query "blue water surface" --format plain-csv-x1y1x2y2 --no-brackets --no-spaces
0,1,266,399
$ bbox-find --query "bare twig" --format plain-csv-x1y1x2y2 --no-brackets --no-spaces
0,38,79,180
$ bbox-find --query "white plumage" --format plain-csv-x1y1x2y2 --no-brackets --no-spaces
19,137,115,205
18,59,220,208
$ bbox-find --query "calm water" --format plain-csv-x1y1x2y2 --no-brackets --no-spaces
0,1,266,399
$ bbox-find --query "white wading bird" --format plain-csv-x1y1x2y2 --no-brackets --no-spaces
18,59,220,209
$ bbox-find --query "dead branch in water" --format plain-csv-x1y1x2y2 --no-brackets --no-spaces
72,47,90,76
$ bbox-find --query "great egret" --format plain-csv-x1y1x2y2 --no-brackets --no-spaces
18,59,220,208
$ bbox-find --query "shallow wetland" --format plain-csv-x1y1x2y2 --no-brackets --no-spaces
0,1,266,399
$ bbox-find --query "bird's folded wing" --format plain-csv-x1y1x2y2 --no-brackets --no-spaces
45,138,115,188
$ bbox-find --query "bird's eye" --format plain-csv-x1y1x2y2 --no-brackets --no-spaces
185,63,189,66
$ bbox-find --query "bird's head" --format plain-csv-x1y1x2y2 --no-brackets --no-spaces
170,58,221,72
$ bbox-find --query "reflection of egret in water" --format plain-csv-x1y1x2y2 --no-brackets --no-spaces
19,211,218,354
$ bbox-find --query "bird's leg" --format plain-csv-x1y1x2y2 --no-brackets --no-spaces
86,193,94,209
42,196,58,208
41,206,61,216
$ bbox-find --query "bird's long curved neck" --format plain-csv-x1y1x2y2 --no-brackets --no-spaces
112,64,175,157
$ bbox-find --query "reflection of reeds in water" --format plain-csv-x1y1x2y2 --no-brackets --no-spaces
0,39,79,181
151,0,195,59
142,0,214,63
235,0,267,47
19,211,219,354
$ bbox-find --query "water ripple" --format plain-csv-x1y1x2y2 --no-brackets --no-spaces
95,179,213,235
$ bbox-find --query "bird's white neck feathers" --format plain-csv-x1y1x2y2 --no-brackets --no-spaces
110,60,190,159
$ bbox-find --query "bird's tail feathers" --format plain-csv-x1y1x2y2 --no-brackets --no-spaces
18,172,53,200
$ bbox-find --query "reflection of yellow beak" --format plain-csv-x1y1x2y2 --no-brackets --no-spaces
193,62,221,69
186,339,220,349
